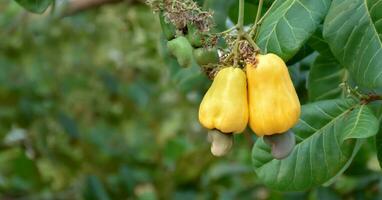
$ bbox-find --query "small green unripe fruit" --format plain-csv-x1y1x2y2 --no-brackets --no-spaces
167,36,194,68
186,24,203,48
193,47,219,66
159,12,176,40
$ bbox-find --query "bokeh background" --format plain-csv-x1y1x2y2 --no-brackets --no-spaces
1,0,381,199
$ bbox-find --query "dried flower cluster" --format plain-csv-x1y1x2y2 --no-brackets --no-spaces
239,41,257,65
220,39,257,68
146,0,214,33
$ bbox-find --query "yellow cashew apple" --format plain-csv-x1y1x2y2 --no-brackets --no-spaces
246,53,300,136
199,67,248,133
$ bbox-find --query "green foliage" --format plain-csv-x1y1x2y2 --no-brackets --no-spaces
3,0,382,197
167,36,195,68
376,120,382,168
228,1,259,25
252,99,379,190
256,0,331,61
14,0,52,13
323,0,382,88
83,176,111,200
307,28,346,101
202,0,236,31
186,24,203,48
159,11,176,40
286,44,314,65
308,55,346,101
193,47,219,66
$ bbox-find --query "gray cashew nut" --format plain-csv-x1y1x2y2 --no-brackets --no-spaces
208,130,233,157
263,130,295,160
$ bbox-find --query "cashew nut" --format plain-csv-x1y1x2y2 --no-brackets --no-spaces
208,130,233,157
263,130,295,160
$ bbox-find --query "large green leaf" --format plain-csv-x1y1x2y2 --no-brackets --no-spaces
307,27,347,101
308,55,346,101
256,0,331,61
14,0,53,13
252,99,379,191
323,0,382,88
286,44,314,65
308,26,332,56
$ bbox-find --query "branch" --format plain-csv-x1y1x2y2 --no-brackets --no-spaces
249,0,263,37
361,94,382,104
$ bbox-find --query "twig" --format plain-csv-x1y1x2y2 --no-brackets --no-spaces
249,0,263,37
249,0,275,38
243,32,260,52
254,1,276,39
361,94,382,104
215,25,237,35
232,0,245,66
237,0,245,30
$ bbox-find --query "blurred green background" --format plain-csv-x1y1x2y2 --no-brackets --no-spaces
1,0,382,199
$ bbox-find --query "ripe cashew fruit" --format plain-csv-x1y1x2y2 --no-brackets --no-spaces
199,67,248,133
246,53,301,136
167,36,194,68
193,47,219,66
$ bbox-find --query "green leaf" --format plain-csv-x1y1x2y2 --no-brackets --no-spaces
203,0,236,31
376,121,382,168
322,139,362,187
323,0,382,88
308,55,346,101
286,44,314,65
307,26,332,56
314,187,342,200
307,27,347,101
256,0,331,61
14,0,53,14
229,2,258,25
252,99,379,191
229,0,271,25
307,27,347,102
246,0,275,7
172,62,209,93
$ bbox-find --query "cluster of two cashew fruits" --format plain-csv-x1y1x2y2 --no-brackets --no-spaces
199,54,301,159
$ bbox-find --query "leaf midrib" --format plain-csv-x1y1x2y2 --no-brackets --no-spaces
262,0,296,51
343,104,364,140
295,104,356,147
